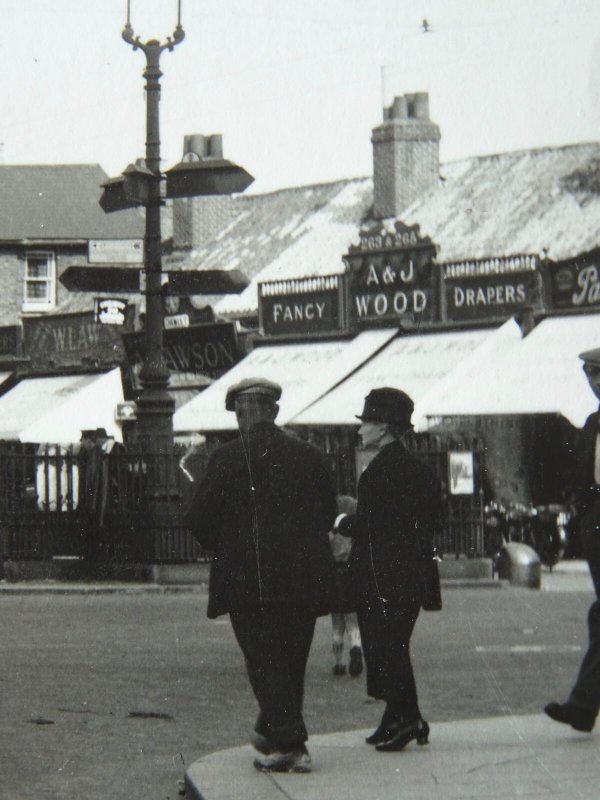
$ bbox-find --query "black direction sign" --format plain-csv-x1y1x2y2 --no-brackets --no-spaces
60,266,249,295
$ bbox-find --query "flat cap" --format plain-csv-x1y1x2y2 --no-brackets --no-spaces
579,347,600,368
225,377,282,411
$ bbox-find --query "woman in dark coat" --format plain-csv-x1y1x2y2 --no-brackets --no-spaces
337,387,442,752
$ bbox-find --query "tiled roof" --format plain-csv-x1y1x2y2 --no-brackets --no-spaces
0,164,144,240
403,142,600,263
164,179,373,317
166,141,600,319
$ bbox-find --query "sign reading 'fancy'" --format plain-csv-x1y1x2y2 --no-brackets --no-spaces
547,250,600,311
259,277,341,335
345,221,437,327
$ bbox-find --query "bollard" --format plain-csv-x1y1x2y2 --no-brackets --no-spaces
496,542,541,589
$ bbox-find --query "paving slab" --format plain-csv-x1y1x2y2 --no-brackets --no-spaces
185,714,600,800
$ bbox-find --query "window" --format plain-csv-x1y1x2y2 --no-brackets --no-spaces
23,252,56,311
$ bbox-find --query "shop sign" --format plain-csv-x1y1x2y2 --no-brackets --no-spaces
346,222,437,327
162,296,214,329
446,273,536,321
122,322,238,379
22,312,126,369
95,298,129,326
448,452,475,495
261,289,339,335
0,325,18,357
88,239,143,264
547,252,600,310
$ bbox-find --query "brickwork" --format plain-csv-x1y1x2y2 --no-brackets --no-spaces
372,92,441,219
172,195,235,251
0,252,22,325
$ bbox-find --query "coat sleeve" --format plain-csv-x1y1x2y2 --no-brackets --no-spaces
184,451,228,551
311,450,338,534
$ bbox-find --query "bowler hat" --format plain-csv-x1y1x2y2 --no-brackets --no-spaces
579,347,600,369
225,377,282,411
356,387,414,427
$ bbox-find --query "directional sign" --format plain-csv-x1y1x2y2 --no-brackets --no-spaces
60,266,250,295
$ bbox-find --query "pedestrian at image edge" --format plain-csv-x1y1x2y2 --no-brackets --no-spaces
185,377,337,774
336,387,443,753
545,347,600,733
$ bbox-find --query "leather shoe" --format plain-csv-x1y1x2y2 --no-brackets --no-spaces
365,722,399,745
544,701,595,732
376,719,430,752
253,746,311,773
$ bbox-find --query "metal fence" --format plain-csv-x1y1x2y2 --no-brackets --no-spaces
0,441,205,565
0,431,485,565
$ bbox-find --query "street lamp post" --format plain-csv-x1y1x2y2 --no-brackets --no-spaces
121,2,185,455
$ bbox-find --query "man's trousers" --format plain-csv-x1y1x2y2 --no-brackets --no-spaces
230,606,316,751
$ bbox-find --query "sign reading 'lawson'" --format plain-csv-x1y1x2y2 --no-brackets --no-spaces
345,221,437,328
122,322,239,379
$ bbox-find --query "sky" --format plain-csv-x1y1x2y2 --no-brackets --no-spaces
1,0,600,194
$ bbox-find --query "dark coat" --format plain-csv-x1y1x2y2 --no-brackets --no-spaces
344,441,442,609
571,410,600,519
185,421,337,618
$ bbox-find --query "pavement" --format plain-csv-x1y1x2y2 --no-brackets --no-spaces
184,560,598,800
184,714,600,800
1,560,596,799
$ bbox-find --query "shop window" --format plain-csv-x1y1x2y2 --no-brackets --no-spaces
23,251,56,312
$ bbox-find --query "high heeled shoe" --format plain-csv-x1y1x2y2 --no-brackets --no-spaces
375,719,429,752
365,721,399,745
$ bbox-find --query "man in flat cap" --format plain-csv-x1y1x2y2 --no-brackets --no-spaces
545,347,600,733
186,376,337,773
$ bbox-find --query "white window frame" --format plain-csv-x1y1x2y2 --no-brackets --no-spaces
23,251,56,312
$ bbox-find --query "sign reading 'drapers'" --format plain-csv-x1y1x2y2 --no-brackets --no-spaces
547,251,600,311
445,273,537,322
345,221,437,327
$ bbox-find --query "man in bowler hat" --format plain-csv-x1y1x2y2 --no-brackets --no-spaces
186,377,337,773
545,347,600,733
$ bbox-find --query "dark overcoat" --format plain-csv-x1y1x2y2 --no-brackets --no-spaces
346,440,442,608
185,421,337,619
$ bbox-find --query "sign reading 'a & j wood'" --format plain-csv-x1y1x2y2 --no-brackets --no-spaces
344,221,437,328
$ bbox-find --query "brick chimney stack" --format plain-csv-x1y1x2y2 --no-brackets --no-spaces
371,92,440,219
171,134,235,251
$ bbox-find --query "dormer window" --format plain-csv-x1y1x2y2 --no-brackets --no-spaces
23,251,56,312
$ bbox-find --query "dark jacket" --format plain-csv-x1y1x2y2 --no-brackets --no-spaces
570,410,600,519
186,422,337,618
344,441,442,608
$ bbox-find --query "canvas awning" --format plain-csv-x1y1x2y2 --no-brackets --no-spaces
173,329,398,433
0,368,124,443
290,328,493,428
417,314,600,429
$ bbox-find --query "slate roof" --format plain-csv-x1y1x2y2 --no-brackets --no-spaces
0,164,144,241
164,141,600,319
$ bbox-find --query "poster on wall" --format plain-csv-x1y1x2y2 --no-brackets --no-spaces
448,451,475,495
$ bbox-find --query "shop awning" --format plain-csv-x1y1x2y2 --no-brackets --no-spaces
173,329,398,433
291,328,492,427
418,314,600,428
0,369,124,443
415,318,524,426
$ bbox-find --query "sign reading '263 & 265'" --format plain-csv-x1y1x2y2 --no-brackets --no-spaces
344,221,437,328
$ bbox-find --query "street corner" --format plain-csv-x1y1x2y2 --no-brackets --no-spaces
184,716,600,800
